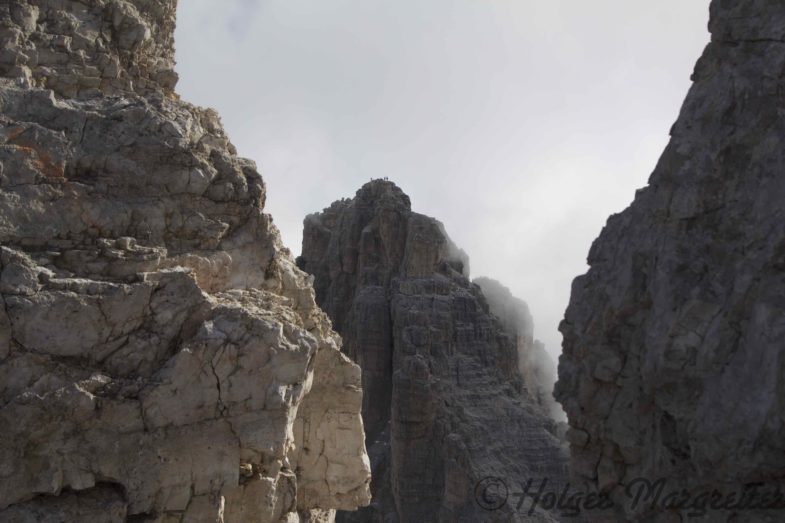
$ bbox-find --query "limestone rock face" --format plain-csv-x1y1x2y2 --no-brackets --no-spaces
1,0,178,97
0,1,371,521
473,277,562,421
556,0,785,520
298,181,569,522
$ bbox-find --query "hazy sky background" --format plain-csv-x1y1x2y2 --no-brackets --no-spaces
175,1,711,361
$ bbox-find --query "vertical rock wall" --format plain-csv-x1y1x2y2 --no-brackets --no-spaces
0,1,370,521
556,1,785,520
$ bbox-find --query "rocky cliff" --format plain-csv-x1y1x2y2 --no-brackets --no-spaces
298,181,569,522
473,277,562,421
555,0,785,520
0,1,370,521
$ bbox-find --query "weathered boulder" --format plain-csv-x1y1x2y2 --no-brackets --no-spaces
556,0,785,520
0,1,371,521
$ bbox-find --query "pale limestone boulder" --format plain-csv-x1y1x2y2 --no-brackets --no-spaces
0,1,370,521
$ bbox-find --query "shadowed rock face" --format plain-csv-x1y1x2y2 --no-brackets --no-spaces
473,277,563,421
298,181,570,523
556,1,785,521
0,1,370,521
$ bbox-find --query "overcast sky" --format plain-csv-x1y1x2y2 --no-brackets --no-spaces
174,1,711,361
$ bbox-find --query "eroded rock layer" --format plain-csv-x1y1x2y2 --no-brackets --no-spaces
0,1,371,521
298,181,569,522
556,1,785,520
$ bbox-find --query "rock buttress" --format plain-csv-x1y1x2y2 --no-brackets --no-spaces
298,180,571,522
0,1,371,521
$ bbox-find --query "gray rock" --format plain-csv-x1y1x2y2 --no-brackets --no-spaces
473,276,563,420
556,1,785,521
0,1,370,521
298,181,572,523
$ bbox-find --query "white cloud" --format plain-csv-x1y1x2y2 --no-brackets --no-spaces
174,0,711,360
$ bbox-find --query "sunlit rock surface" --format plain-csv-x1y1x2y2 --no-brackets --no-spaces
556,1,785,520
0,1,370,521
298,180,569,522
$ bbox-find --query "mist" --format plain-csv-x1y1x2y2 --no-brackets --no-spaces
474,277,564,420
174,0,712,361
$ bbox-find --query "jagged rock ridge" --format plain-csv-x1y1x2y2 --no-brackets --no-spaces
298,180,569,522
556,1,785,521
0,1,371,521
